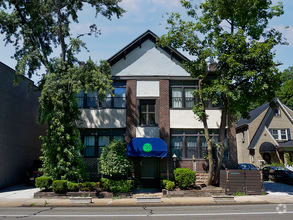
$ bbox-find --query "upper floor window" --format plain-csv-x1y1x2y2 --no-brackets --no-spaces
170,81,198,108
140,100,156,126
76,81,126,109
271,129,288,140
274,108,281,117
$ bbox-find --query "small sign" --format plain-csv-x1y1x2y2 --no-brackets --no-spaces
143,143,152,152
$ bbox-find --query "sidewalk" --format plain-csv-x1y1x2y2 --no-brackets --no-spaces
1,182,293,207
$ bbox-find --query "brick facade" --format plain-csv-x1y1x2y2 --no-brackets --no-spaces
158,80,172,179
125,80,137,143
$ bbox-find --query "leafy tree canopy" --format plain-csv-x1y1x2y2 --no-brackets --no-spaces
158,0,286,185
277,66,293,110
0,0,125,81
0,0,125,181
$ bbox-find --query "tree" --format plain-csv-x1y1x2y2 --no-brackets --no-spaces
0,0,125,181
277,66,293,110
99,140,131,180
158,0,285,185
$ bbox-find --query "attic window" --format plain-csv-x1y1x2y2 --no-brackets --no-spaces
274,108,280,117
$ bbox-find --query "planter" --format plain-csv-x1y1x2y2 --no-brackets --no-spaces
212,195,235,202
136,196,162,203
69,197,92,204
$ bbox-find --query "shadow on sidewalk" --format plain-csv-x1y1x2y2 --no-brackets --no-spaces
0,183,36,193
132,188,161,194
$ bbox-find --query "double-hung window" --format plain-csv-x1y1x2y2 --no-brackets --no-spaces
83,136,95,157
271,129,288,140
140,100,156,126
76,81,126,109
81,129,125,158
100,81,126,108
170,129,228,159
170,81,198,108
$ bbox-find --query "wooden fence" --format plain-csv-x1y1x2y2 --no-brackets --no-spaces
220,170,263,195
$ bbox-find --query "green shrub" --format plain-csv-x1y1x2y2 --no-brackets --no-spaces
173,168,196,189
35,177,53,190
285,153,293,166
163,180,175,191
52,180,68,192
100,178,132,193
100,178,111,191
99,140,131,179
81,182,94,191
67,182,79,191
266,162,284,167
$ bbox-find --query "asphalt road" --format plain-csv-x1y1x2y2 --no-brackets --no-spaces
0,204,293,220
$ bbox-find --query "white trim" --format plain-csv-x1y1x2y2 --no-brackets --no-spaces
271,128,288,141
277,98,293,124
264,126,279,146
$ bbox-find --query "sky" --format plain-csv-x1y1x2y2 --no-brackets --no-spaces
0,0,293,85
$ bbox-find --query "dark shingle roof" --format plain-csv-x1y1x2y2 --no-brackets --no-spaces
236,102,270,128
279,141,293,147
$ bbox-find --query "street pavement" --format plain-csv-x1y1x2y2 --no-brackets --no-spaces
0,181,293,207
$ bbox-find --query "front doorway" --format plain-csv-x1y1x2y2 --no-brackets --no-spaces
139,157,160,188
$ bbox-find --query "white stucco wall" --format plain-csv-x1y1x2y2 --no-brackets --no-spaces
136,127,160,138
79,109,126,128
111,39,190,77
137,81,159,97
170,110,222,128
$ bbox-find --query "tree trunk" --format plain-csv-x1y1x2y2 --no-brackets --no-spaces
198,78,213,185
212,96,227,185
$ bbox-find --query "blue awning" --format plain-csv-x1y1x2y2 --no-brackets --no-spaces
126,138,168,157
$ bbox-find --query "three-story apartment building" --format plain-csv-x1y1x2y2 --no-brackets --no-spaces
77,30,238,187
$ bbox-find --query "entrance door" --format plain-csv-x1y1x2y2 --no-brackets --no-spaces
139,157,159,188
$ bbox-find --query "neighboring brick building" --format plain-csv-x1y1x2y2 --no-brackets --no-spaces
236,98,293,167
77,30,238,187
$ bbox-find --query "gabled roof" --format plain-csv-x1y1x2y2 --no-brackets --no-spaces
238,98,293,150
236,102,270,129
107,30,189,66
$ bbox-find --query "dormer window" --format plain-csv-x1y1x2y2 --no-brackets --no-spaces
274,108,280,117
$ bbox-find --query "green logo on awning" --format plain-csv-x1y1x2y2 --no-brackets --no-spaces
143,143,152,153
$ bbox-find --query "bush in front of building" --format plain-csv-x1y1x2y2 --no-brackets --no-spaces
100,178,132,193
174,168,196,189
99,140,132,180
35,176,53,191
67,182,79,191
80,182,95,191
163,180,175,191
52,180,68,192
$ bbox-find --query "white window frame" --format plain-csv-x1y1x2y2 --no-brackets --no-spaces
272,129,287,140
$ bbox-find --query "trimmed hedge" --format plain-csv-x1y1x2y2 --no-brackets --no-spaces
100,178,132,193
35,177,53,190
67,182,79,192
81,182,94,191
174,168,196,189
52,180,68,192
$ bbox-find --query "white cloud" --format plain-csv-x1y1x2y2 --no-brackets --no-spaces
151,0,181,7
121,0,142,13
